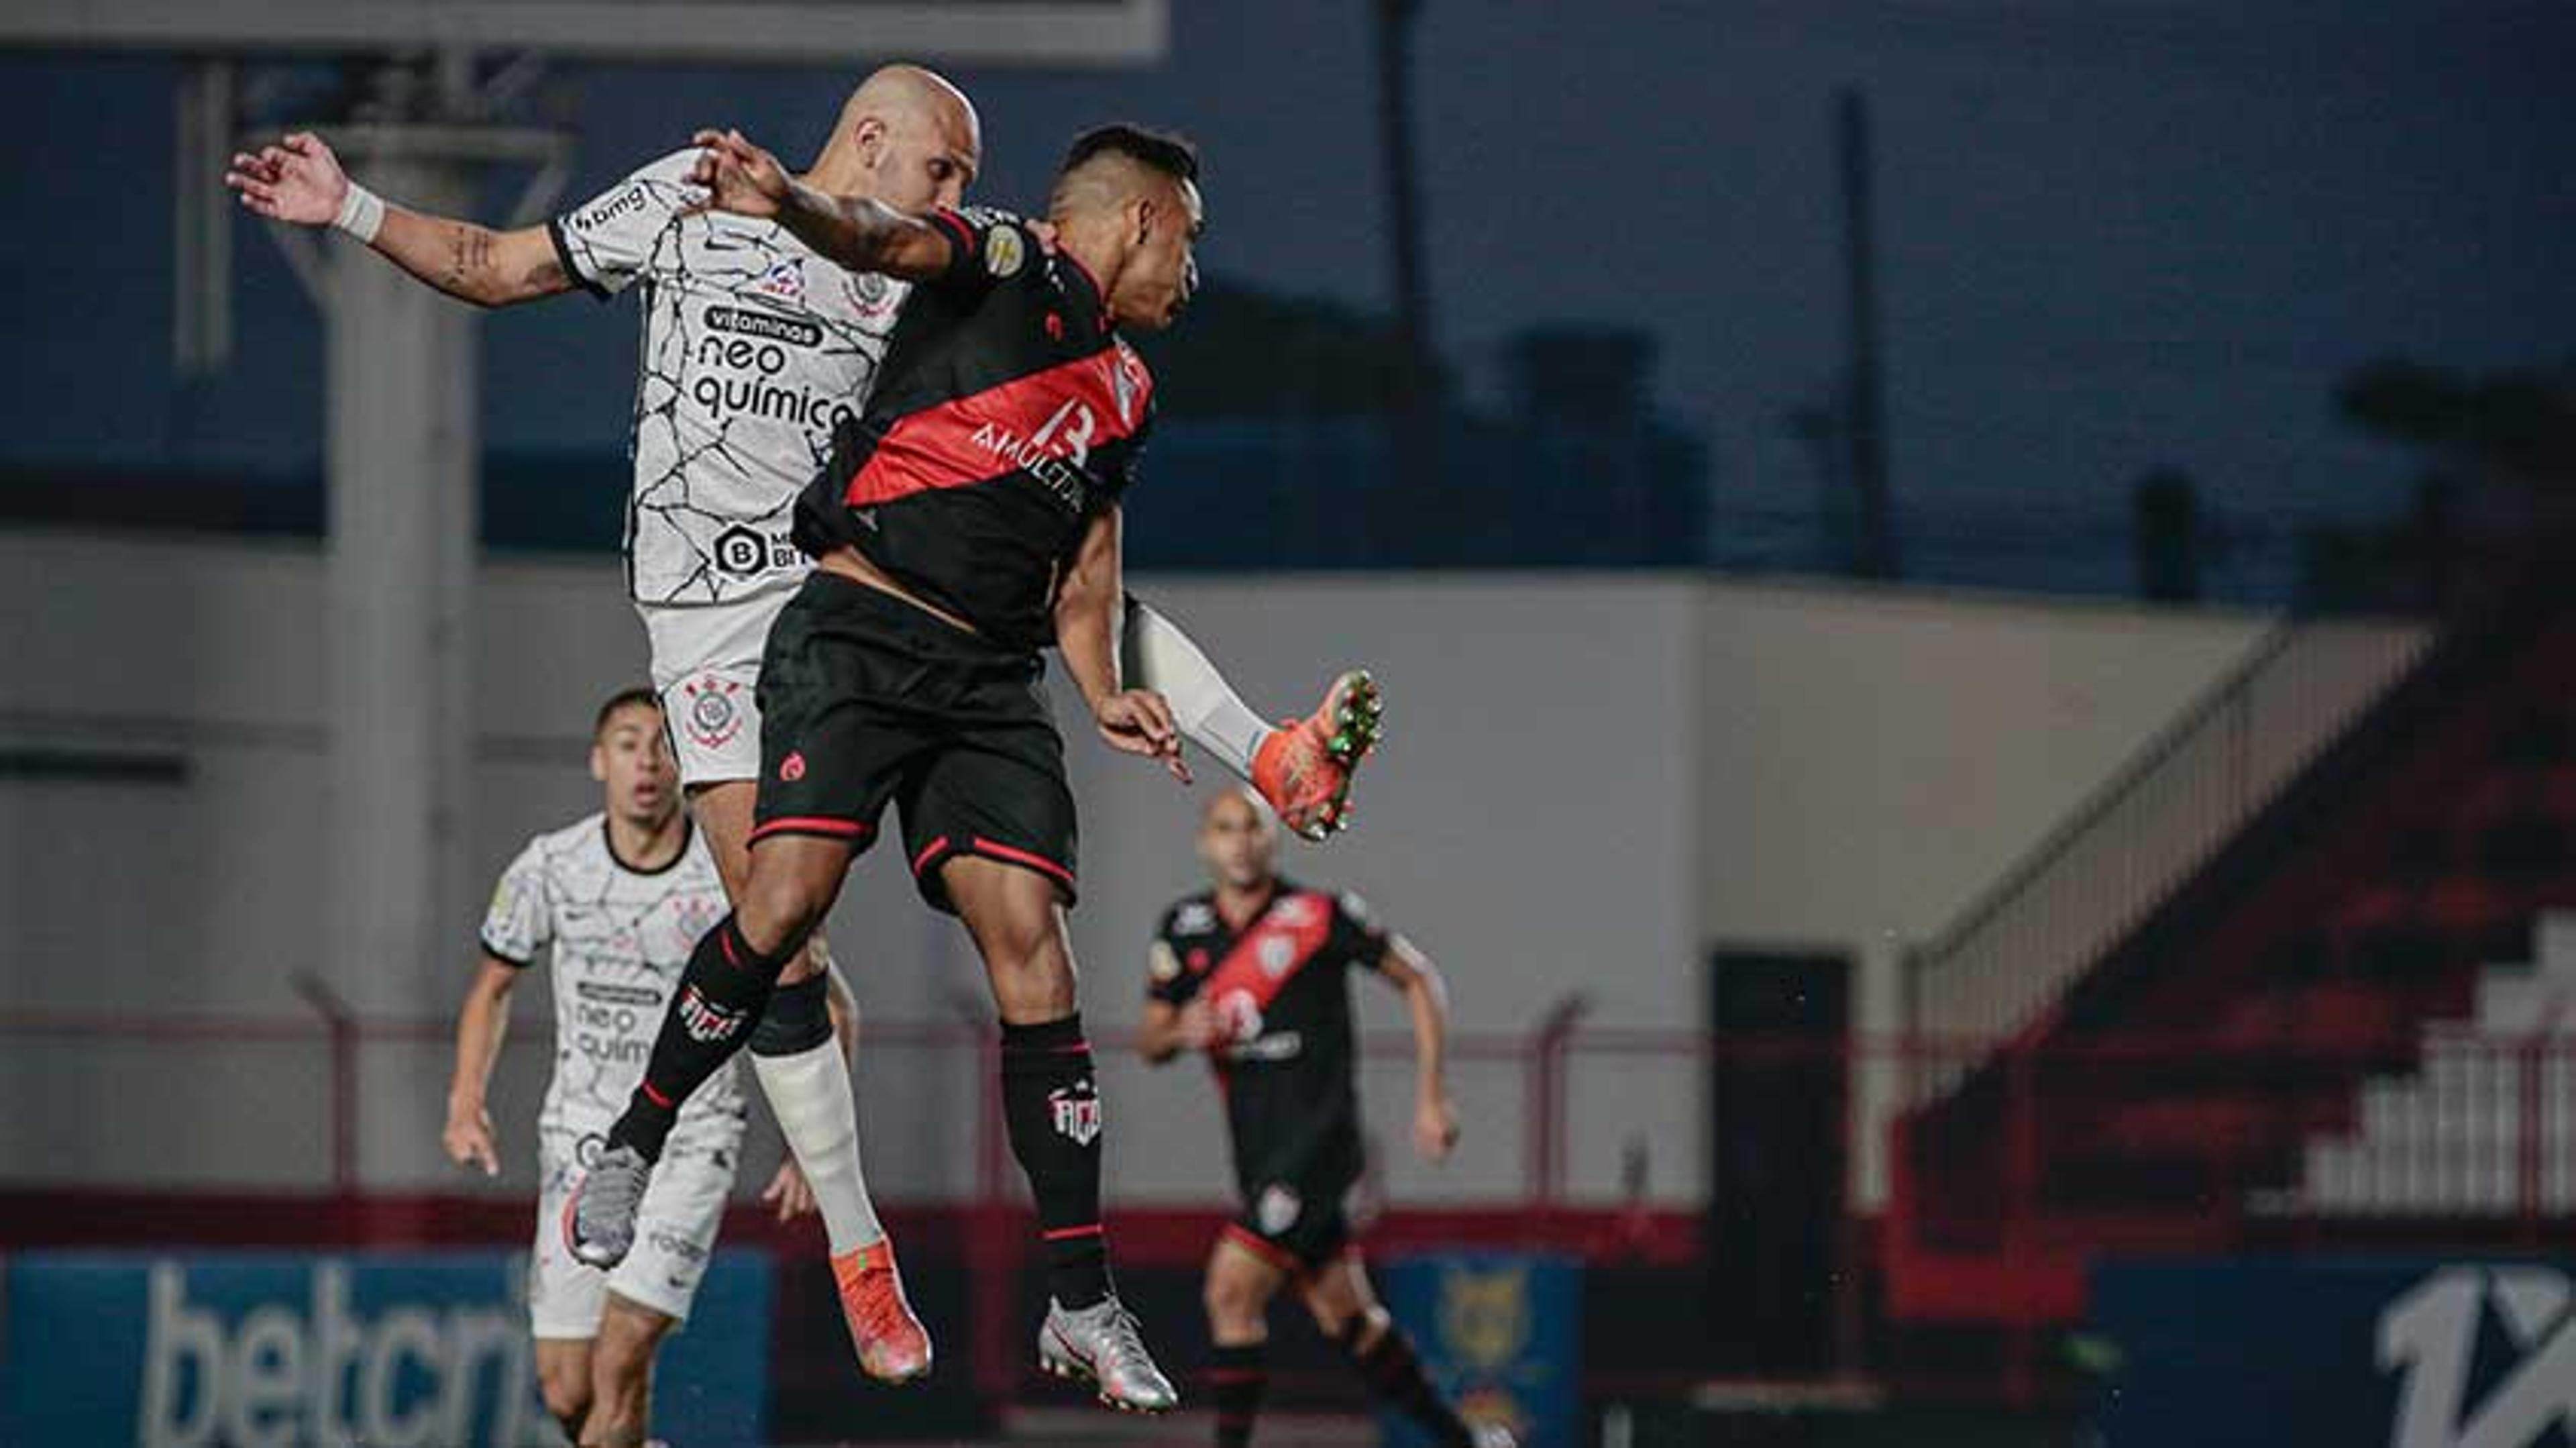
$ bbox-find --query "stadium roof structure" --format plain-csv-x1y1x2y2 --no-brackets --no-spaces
0,0,1168,68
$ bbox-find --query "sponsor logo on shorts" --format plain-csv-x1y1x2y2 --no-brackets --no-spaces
1256,1184,1303,1235
647,1229,709,1265
1049,1080,1103,1147
682,674,745,749
779,752,807,783
677,984,747,1044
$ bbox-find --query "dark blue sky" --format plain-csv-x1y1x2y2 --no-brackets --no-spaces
3,1,2569,580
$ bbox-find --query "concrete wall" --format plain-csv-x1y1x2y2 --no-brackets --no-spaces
1,533,2361,1212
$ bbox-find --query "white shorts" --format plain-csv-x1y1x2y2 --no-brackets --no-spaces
529,1127,741,1337
640,587,800,788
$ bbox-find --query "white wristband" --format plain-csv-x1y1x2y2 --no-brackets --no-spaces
332,183,386,244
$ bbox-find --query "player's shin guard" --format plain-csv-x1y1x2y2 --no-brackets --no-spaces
1340,1316,1473,1448
608,915,791,1161
1210,1342,1267,1448
1000,1014,1113,1309
1124,598,1271,780
749,972,887,1253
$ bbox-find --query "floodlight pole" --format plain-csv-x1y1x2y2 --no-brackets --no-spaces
315,132,480,1051
266,124,565,1172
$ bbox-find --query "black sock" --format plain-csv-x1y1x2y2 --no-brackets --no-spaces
1342,1317,1470,1447
1210,1341,1267,1448
1000,1014,1112,1308
607,916,792,1161
749,973,833,1057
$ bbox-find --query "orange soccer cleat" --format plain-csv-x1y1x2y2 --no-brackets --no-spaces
1250,670,1384,841
833,1240,934,1385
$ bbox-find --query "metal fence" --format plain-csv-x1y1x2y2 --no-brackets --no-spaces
1904,620,2431,1098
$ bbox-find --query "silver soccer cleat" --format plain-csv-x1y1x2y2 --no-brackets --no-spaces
1470,1425,1521,1448
564,1143,651,1270
1036,1294,1179,1414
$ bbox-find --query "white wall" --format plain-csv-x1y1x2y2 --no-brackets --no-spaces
1694,581,2287,949
2,533,2349,1212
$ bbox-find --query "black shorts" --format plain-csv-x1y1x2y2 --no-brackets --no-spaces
1224,1117,1362,1276
750,572,1077,913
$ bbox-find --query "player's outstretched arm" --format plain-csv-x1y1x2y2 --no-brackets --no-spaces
1056,507,1186,779
1376,937,1460,1162
690,127,956,282
442,954,523,1177
227,132,575,308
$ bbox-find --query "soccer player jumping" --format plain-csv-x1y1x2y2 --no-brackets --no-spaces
226,64,1374,1386
1141,790,1514,1448
570,122,1236,1412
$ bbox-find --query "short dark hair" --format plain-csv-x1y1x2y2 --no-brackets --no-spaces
594,686,662,739
1060,123,1199,185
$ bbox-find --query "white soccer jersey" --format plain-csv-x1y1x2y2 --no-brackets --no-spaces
478,813,747,1141
550,150,910,605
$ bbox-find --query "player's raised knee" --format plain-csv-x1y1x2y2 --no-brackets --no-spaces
737,862,837,955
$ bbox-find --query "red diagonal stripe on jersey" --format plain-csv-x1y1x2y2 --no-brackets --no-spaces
1198,890,1336,1024
846,344,1155,509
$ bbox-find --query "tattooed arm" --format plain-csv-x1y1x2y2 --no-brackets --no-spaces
227,133,574,308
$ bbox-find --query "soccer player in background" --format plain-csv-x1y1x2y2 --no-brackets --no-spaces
443,688,820,1447
569,120,1244,1414
226,63,1373,1382
1140,789,1514,1448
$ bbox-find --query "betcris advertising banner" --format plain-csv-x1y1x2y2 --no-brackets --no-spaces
2091,1255,2576,1448
1378,1251,1580,1448
0,1249,772,1448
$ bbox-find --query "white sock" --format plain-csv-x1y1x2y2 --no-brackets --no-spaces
751,1040,885,1255
1124,598,1275,781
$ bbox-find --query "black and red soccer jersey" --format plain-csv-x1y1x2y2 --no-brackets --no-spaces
1149,882,1391,1190
792,206,1156,653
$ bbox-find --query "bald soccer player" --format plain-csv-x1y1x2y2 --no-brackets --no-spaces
227,66,1374,1387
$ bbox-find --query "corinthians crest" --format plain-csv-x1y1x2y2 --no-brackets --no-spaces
681,675,744,749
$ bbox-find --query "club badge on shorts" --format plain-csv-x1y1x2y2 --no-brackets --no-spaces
1256,1184,1303,1235
682,675,745,751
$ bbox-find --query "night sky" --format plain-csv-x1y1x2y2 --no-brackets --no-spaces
2,1,2569,585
